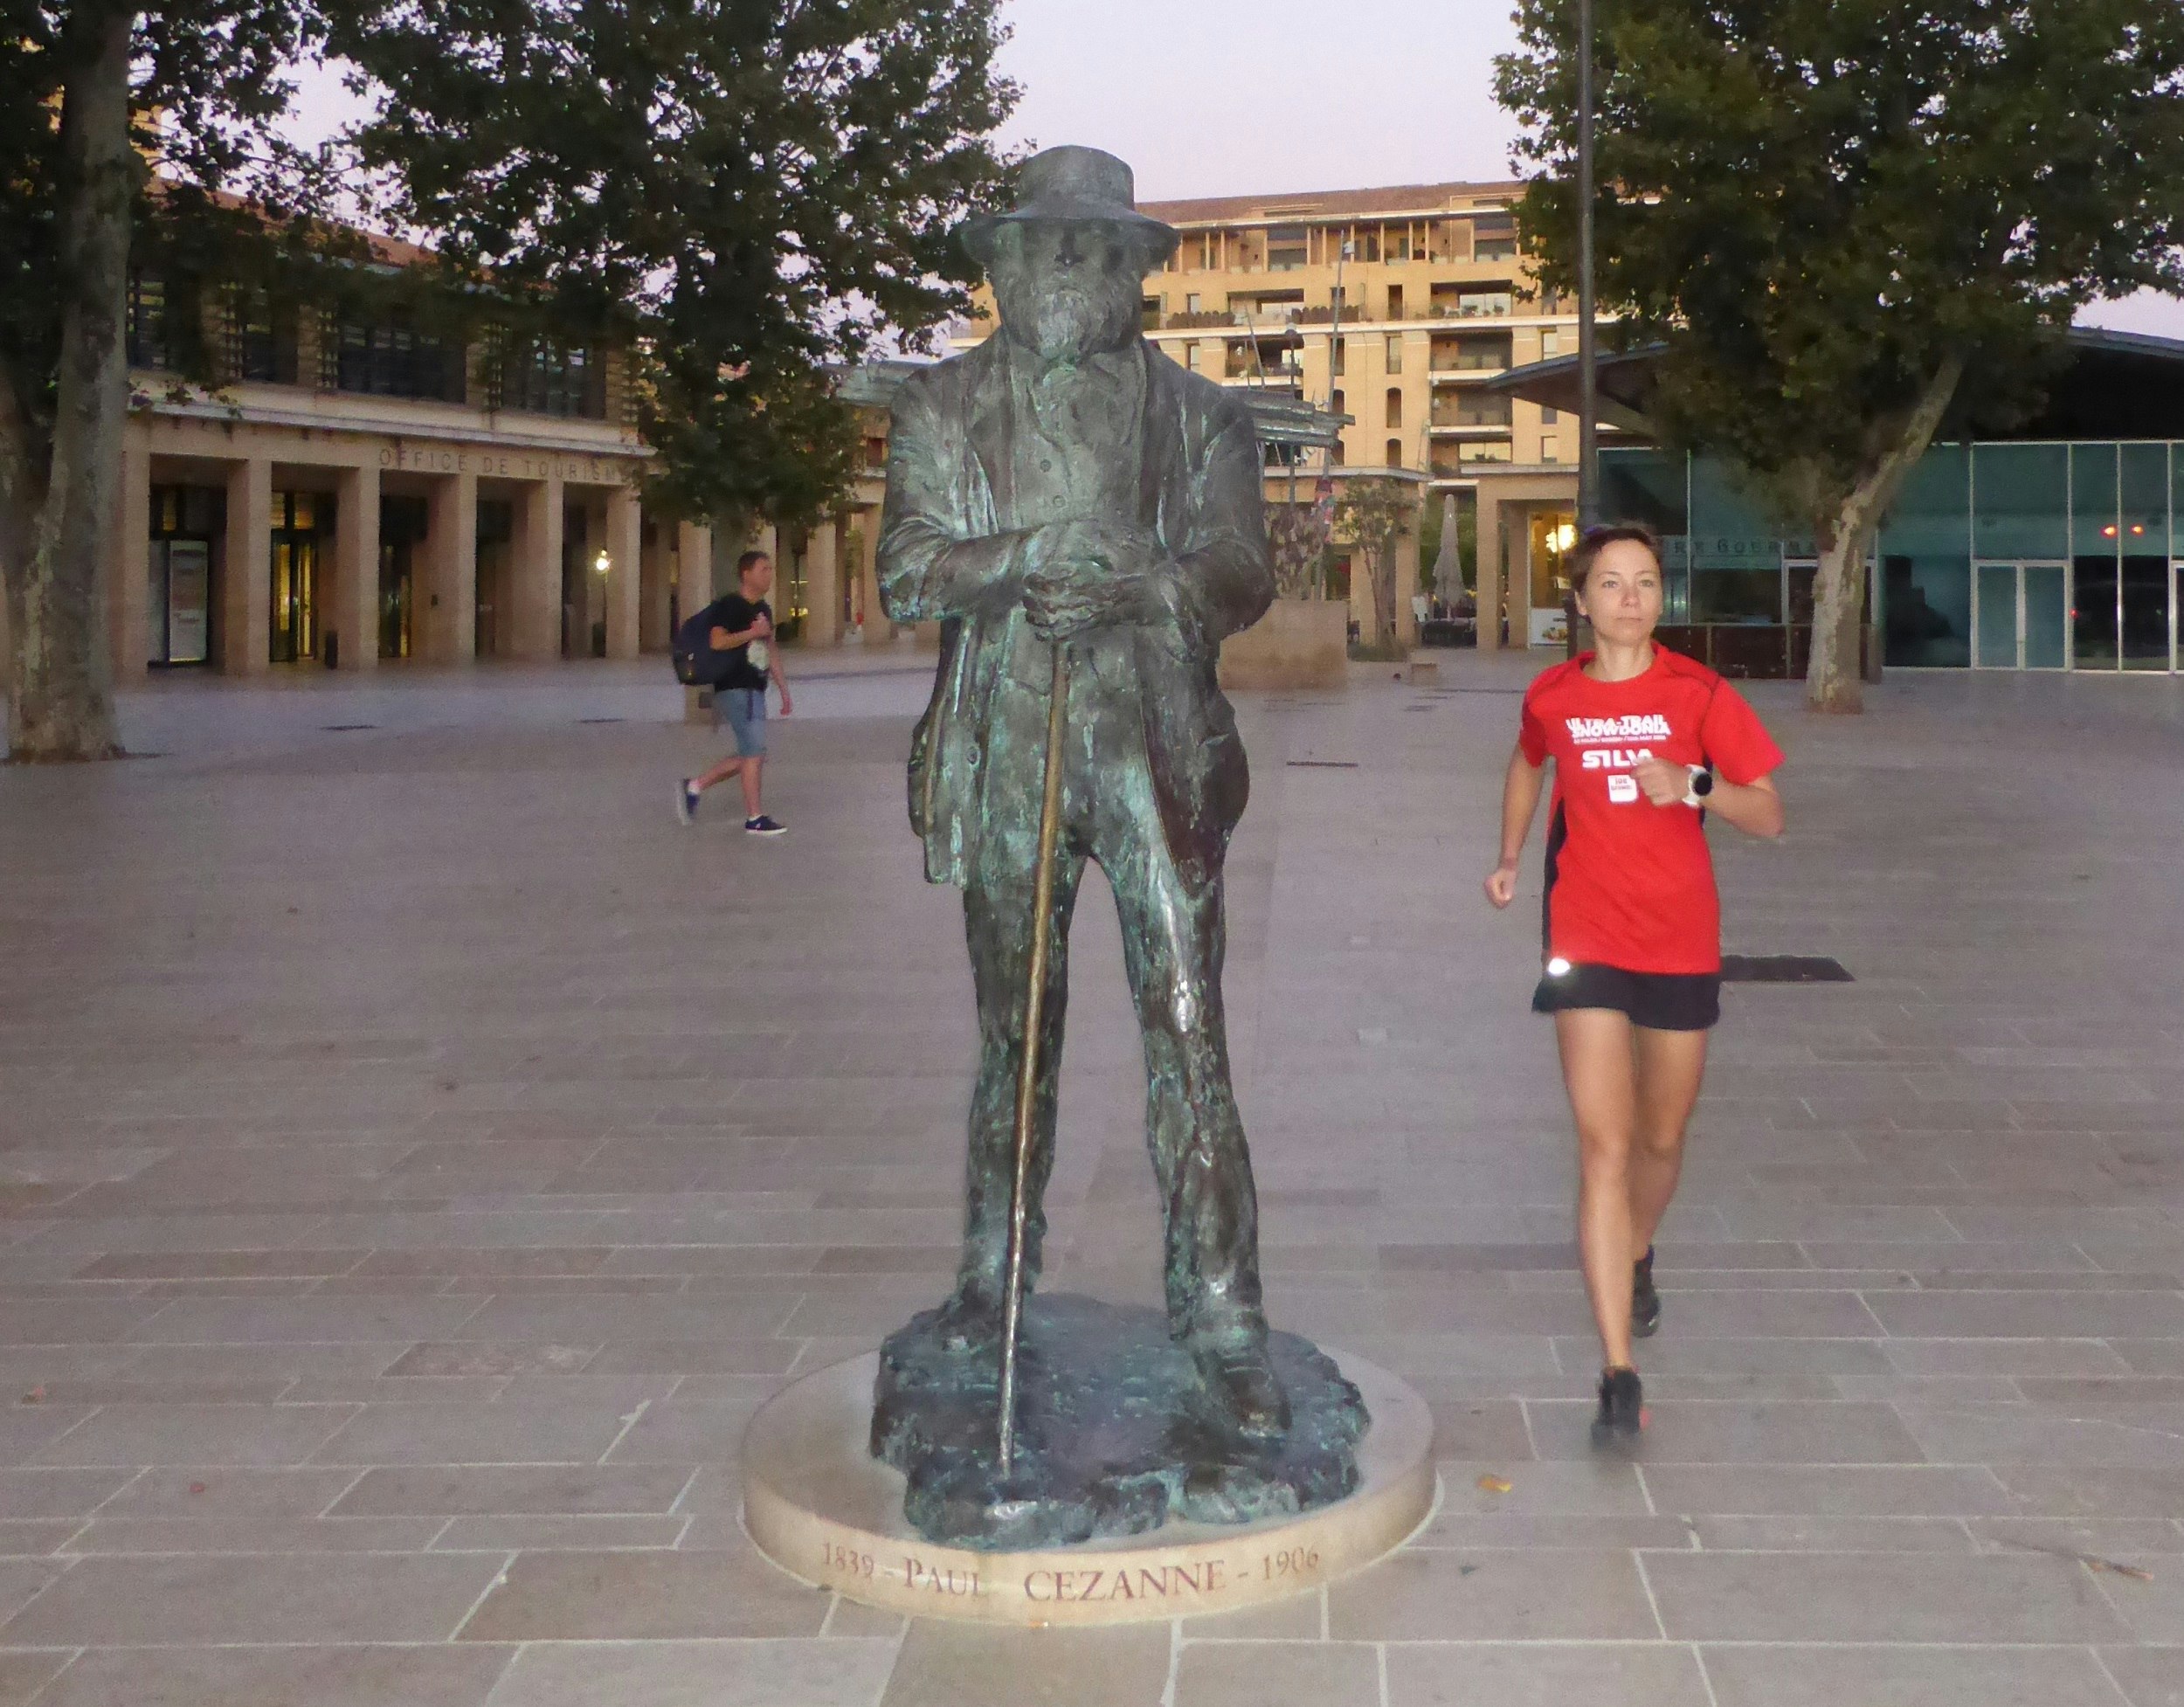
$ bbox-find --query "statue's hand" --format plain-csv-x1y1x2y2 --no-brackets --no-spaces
1021,520,1173,640
1022,565,1170,642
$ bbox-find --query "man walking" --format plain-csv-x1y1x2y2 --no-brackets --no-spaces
677,549,791,835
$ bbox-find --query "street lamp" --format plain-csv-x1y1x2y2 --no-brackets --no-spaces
1565,0,1600,660
1577,0,1598,533
592,549,611,577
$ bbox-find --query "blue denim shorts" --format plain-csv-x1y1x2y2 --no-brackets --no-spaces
714,688,767,757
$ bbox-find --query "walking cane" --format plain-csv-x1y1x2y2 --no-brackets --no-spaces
997,642,1071,1474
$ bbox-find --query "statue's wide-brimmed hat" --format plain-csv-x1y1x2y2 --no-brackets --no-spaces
957,146,1179,268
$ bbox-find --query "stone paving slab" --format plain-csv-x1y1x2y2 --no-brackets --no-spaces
0,651,2181,1703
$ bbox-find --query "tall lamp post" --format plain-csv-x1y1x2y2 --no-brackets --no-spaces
1566,0,1600,658
1576,0,1598,531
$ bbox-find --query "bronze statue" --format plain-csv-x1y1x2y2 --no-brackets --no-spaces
874,148,1365,1545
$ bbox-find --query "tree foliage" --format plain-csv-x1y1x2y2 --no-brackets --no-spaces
328,0,1019,529
1496,0,2184,708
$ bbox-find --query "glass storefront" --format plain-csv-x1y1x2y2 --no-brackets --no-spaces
1599,442,2184,673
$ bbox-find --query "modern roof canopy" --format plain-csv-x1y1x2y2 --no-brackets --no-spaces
1489,326,2184,442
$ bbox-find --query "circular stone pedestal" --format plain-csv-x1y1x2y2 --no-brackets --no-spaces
741,1349,1434,1627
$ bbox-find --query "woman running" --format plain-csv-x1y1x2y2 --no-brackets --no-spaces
1484,525,1785,1446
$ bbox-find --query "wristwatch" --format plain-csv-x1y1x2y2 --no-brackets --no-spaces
1683,765,1715,808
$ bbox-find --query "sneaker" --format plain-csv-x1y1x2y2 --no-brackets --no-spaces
1633,1246,1662,1339
676,780,700,826
1591,1365,1644,1448
744,815,787,837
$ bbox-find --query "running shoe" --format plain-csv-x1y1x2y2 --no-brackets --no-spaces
1591,1365,1644,1448
1633,1246,1661,1339
676,779,700,825
744,815,787,837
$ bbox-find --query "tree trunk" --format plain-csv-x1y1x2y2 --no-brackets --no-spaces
5,3,136,762
1804,354,1966,715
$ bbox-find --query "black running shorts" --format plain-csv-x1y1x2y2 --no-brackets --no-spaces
1531,960,1722,1033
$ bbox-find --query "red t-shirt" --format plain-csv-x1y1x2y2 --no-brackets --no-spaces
1518,648,1784,975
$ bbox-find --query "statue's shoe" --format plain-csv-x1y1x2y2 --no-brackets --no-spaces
1190,1334,1291,1441
932,1283,1006,1353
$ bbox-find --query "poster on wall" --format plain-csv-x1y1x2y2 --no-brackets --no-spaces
166,540,210,664
1530,607,1569,648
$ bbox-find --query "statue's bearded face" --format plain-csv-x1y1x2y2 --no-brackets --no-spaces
990,220,1149,363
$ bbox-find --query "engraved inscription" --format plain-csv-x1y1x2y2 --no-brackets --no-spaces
1022,1558,1230,1604
902,1554,985,1598
819,1538,875,1580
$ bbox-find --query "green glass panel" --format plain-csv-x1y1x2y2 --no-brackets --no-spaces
1881,443,1971,557
1882,555,1970,667
2024,564,2067,669
2071,444,2119,668
1974,563,2016,667
1972,444,2068,560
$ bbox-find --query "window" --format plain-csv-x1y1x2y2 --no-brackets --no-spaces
1386,285,1404,321
1542,406,1559,423
1385,388,1403,430
501,340,605,418
332,318,465,403
1268,224,1307,271
1387,229,1412,262
1384,335,1403,374
221,287,296,385
1185,344,1202,371
1331,389,1345,420
1386,438,1404,469
1542,437,1560,463
863,436,888,471
126,273,172,370
1542,331,1563,358
1185,293,1202,314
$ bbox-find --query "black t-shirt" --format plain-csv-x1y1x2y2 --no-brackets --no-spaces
707,594,772,693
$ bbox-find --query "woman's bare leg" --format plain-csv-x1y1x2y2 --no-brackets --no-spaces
1629,1025,1708,1252
1557,1007,1641,1372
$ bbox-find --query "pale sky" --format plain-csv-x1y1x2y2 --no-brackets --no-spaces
284,0,2181,338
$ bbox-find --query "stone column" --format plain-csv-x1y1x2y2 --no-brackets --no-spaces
859,508,887,640
604,484,643,660
424,467,478,663
1475,487,1503,653
677,519,714,723
332,462,380,672
109,428,151,679
639,508,671,652
803,516,842,646
1393,511,1421,649
220,456,272,675
510,473,563,660
676,519,714,618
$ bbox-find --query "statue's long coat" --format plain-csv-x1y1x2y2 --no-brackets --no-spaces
876,335,1275,893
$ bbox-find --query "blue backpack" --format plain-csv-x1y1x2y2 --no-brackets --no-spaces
671,598,735,688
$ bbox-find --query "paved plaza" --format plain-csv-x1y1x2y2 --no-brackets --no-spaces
1,646,2181,1705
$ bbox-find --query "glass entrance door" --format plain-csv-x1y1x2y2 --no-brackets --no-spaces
2024,563,2067,669
1973,562,2067,670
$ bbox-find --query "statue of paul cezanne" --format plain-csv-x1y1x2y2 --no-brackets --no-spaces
877,147,1287,1439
